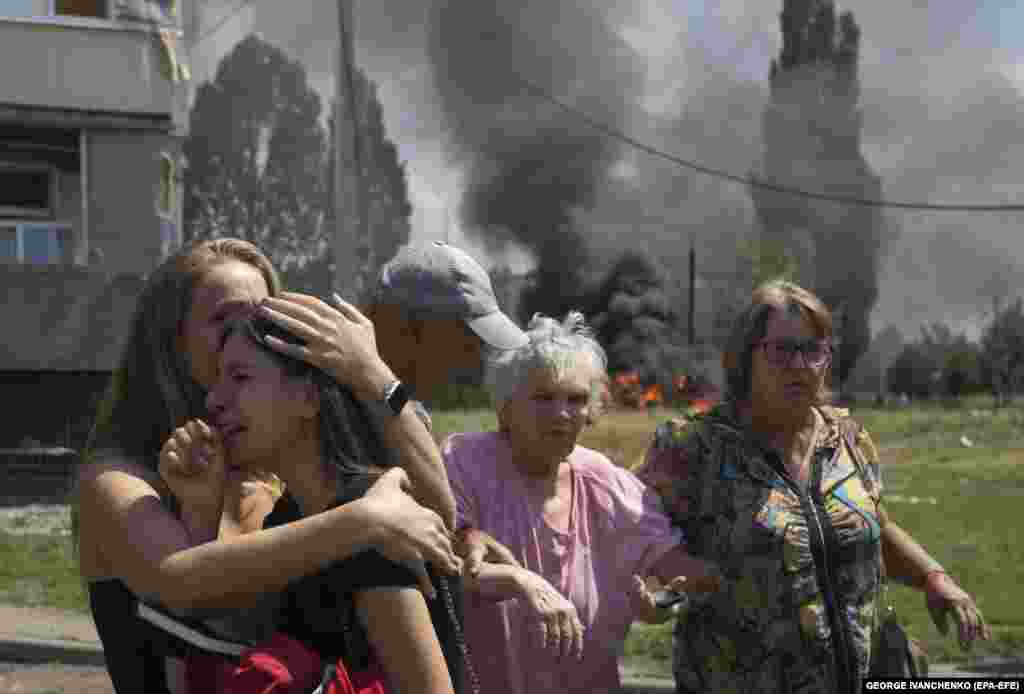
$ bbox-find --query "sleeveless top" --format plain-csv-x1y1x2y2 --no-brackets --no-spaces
87,578,177,694
636,402,884,694
263,473,465,693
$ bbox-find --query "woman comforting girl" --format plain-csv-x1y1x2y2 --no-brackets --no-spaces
176,310,459,693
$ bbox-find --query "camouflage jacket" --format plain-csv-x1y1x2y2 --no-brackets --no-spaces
636,402,884,694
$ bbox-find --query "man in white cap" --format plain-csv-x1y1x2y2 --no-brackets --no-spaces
365,240,528,424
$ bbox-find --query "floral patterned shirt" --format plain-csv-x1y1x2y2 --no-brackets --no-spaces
635,402,884,694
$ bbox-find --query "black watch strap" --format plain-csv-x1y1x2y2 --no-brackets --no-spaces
382,380,411,417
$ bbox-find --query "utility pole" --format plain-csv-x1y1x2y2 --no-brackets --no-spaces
688,234,696,346
334,0,369,300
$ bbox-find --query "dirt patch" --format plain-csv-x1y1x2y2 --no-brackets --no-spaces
880,446,915,465
0,664,112,694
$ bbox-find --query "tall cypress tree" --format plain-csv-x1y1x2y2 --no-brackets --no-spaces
751,0,897,386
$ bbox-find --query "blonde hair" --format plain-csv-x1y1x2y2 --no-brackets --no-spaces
721,279,834,404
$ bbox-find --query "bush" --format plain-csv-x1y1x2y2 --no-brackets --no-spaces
887,345,940,399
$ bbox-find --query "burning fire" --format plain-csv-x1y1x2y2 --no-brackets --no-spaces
614,371,640,387
640,384,663,406
610,369,718,413
686,398,715,415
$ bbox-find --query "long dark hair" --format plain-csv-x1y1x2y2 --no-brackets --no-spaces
222,312,390,478
87,239,281,466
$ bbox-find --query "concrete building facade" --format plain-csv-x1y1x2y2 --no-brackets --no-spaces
0,0,189,446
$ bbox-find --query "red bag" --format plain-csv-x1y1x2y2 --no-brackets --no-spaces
228,632,322,694
318,658,388,694
188,631,389,694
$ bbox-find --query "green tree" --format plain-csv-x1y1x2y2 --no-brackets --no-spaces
980,298,1024,407
917,322,982,398
183,35,329,280
886,344,940,400
321,76,413,284
751,0,895,385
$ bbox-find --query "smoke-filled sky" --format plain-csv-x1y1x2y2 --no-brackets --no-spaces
191,0,1024,340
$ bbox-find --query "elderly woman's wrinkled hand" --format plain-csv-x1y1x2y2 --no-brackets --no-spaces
455,527,522,577
925,572,992,648
257,292,391,397
516,569,585,660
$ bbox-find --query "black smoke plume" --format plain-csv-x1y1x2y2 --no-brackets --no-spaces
429,0,644,319
586,250,690,385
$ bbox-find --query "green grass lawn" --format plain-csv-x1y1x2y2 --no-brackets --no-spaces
4,398,1023,671
0,532,87,612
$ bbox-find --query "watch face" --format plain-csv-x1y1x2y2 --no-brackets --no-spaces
386,381,411,416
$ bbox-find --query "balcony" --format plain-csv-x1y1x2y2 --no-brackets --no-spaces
0,2,181,120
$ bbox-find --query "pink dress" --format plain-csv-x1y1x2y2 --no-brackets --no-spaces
442,431,683,694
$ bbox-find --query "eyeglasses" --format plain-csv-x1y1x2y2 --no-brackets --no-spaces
755,338,832,368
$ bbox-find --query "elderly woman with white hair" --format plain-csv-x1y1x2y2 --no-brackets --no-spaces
442,312,718,694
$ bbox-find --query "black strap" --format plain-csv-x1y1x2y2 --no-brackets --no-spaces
134,599,251,661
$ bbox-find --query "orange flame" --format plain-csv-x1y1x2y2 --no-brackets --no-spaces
640,384,664,405
687,397,715,414
614,371,640,387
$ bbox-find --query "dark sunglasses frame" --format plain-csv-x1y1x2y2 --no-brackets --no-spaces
755,338,833,368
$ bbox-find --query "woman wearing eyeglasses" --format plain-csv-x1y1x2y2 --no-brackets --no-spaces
635,280,989,694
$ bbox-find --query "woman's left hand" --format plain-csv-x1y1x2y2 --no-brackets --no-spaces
257,292,393,398
925,572,992,648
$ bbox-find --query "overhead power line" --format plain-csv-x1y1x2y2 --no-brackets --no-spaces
506,74,1024,212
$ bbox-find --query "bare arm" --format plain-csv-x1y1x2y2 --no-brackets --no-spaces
879,512,943,587
880,510,991,645
455,527,522,576
463,562,584,659
648,545,722,593
78,462,459,612
354,363,457,529
219,478,280,538
460,559,524,602
356,587,454,694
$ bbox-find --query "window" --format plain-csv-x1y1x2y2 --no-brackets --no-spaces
0,164,56,219
0,227,17,263
53,0,106,18
0,223,71,264
0,0,41,17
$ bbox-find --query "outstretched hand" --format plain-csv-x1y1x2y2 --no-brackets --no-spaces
257,292,392,399
925,573,992,648
631,575,689,624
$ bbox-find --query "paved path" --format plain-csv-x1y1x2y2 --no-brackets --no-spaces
0,603,1019,692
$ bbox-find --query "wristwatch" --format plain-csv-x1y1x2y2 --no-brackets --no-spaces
366,379,411,420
